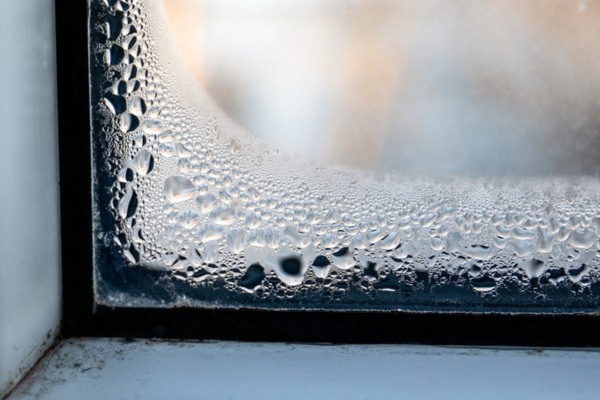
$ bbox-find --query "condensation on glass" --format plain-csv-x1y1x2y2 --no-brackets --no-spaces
92,0,600,312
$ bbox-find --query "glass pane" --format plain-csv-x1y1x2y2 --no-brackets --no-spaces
91,0,600,311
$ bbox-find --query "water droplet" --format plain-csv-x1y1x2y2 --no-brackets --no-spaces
374,274,400,292
568,264,590,283
128,95,146,116
178,210,201,229
311,255,331,279
523,258,546,279
117,112,139,132
463,245,495,261
229,138,241,154
209,205,236,226
273,250,308,286
117,167,134,182
132,149,153,176
106,44,125,65
124,64,137,80
378,231,401,250
197,222,224,242
164,176,196,203
366,228,386,244
192,269,211,283
568,229,596,249
141,119,163,134
547,268,568,286
123,244,140,264
159,143,176,157
118,185,137,219
446,232,463,253
104,94,126,115
112,79,127,95
508,239,535,258
331,247,355,270
227,229,246,254
196,193,218,213
284,225,311,248
157,131,174,143
364,262,379,281
176,143,192,157
471,275,496,293
239,264,266,293
123,34,137,50
536,227,553,253
104,11,124,40
495,225,511,238
511,227,535,240
430,237,445,251
126,79,140,93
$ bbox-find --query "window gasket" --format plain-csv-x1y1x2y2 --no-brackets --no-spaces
56,0,600,346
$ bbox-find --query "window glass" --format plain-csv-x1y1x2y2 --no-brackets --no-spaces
92,0,600,311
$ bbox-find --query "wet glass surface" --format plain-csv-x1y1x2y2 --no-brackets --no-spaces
91,0,600,312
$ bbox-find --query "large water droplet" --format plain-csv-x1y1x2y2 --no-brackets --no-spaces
164,176,196,203
273,249,308,286
117,112,139,132
239,264,266,293
463,245,495,261
471,275,496,293
331,247,355,270
133,149,153,176
196,193,218,213
197,222,224,242
229,138,241,154
178,210,201,229
141,119,163,134
568,229,596,249
508,240,535,258
568,264,590,283
118,185,137,219
378,231,401,250
311,255,331,279
104,94,126,115
227,229,246,254
284,225,311,248
128,95,147,116
536,227,553,253
104,11,123,40
209,205,236,226
523,258,546,279
106,44,125,65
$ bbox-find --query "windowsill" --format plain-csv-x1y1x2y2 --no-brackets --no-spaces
8,338,600,399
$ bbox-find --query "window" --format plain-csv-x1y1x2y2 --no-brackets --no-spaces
59,0,600,345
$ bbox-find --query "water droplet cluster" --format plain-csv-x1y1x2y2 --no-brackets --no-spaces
92,0,600,311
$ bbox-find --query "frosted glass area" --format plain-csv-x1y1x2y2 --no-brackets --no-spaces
92,0,600,311
163,0,600,177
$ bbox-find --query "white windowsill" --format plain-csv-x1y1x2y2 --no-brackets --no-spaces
8,338,600,400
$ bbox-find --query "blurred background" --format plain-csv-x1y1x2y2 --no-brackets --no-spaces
164,0,600,176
